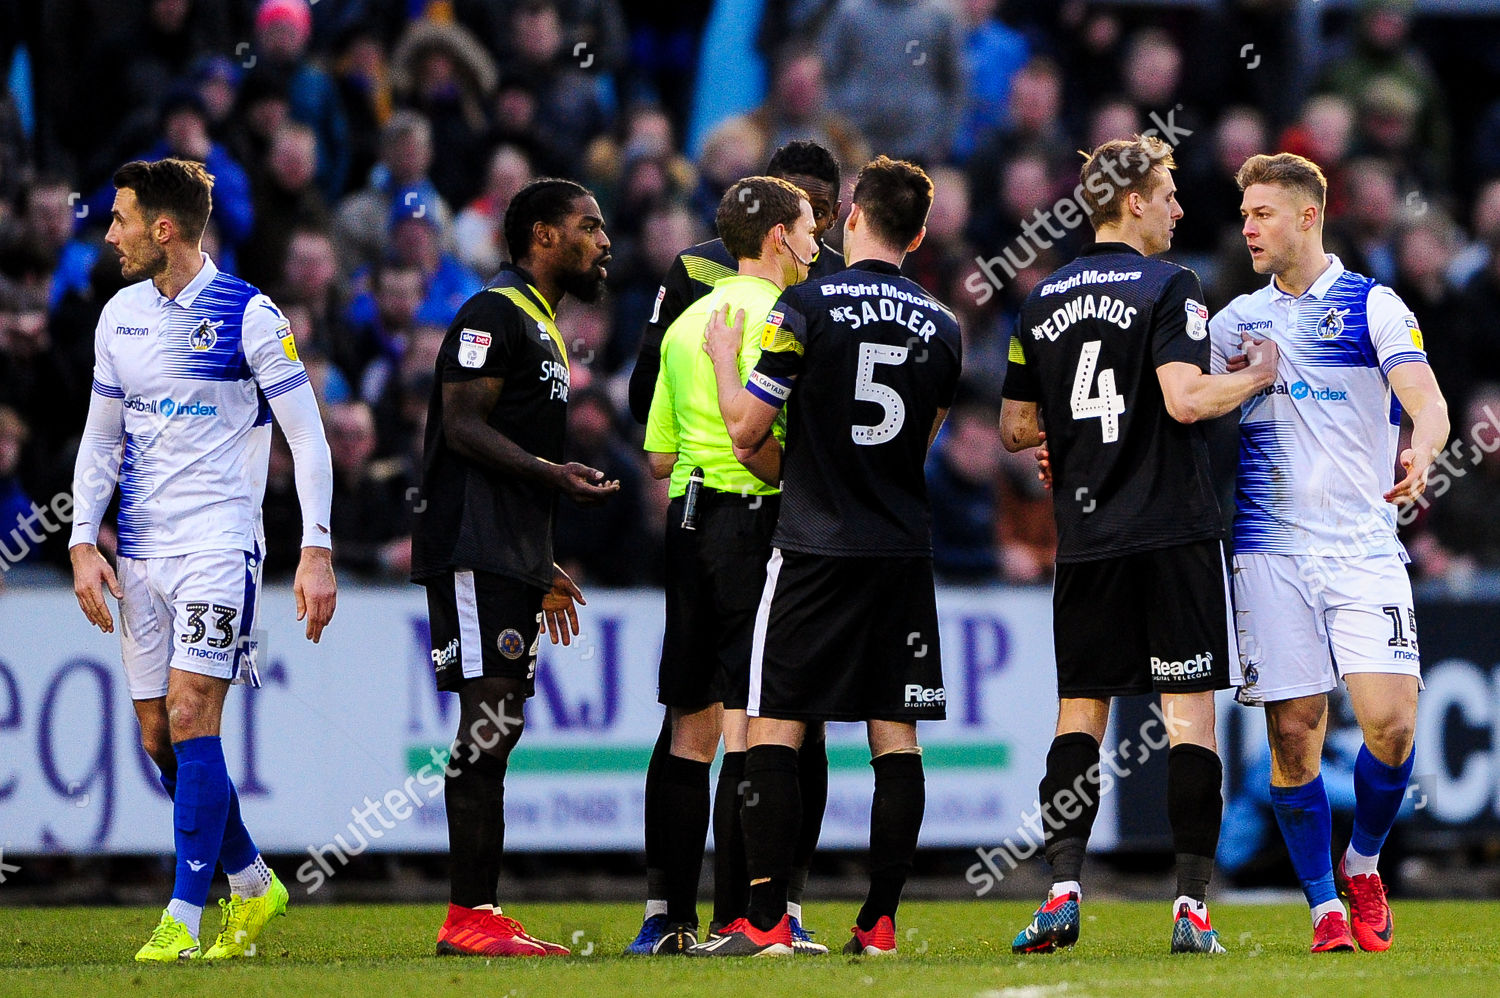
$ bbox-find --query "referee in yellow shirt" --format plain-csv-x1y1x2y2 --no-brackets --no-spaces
639,176,820,954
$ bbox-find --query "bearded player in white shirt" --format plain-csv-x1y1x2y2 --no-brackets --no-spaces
69,158,338,962
1211,153,1447,955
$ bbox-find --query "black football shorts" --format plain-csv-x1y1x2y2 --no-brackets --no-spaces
658,492,780,711
749,549,945,722
424,569,545,693
1053,538,1233,698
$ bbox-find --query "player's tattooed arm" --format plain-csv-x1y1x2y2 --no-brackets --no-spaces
1000,398,1043,452
443,377,620,504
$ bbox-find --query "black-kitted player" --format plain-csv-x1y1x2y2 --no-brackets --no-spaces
411,178,620,957
998,136,1278,955
626,140,845,955
690,156,962,958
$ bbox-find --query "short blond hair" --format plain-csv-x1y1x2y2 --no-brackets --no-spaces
1079,134,1176,227
1235,152,1327,212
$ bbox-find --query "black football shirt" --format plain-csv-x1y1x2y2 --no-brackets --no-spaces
749,259,963,556
1002,242,1222,562
411,264,570,590
628,236,845,423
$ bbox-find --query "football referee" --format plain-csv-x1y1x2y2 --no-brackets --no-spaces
636,175,820,954
411,178,620,957
1000,136,1278,955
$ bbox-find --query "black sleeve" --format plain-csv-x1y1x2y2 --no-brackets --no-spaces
751,287,810,386
628,254,694,424
1001,300,1040,403
1152,269,1212,372
436,292,523,383
937,316,963,408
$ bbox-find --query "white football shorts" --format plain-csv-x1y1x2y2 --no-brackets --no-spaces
117,545,263,699
1230,552,1422,705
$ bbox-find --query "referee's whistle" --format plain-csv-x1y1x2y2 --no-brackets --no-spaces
681,467,705,531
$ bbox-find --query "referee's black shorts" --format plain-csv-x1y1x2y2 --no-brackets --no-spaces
658,490,780,711
749,549,945,722
1053,538,1234,698
423,569,544,694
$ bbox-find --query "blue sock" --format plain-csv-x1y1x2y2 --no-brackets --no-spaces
219,780,259,874
157,761,257,873
156,759,255,876
171,736,232,907
1269,775,1337,908
1351,745,1414,857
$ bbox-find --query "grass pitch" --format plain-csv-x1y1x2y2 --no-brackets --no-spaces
1,900,1496,997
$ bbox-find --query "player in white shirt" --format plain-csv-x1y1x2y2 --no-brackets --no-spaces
1210,153,1448,955
68,159,338,962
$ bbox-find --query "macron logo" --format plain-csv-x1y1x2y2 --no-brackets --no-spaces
1150,652,1214,679
187,860,207,871
904,684,945,705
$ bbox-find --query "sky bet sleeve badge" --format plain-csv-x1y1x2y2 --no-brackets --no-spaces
277,324,299,361
1184,299,1209,340
458,328,492,369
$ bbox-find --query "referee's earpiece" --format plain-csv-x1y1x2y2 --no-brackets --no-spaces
781,228,813,269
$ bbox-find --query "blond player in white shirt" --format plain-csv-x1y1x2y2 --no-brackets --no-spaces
68,159,337,962
1211,153,1447,955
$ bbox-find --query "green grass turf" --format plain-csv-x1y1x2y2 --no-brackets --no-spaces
1,900,1496,997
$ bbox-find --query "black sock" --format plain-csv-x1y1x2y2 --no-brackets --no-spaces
1168,743,1223,901
445,747,508,909
857,752,924,931
787,867,809,910
792,735,828,899
643,714,672,904
743,744,800,931
712,751,748,926
661,754,711,926
1039,732,1102,884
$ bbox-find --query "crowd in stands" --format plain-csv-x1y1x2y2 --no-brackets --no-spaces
3,0,1500,590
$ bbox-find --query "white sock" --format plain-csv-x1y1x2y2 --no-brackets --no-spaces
227,854,272,898
166,899,203,940
644,899,667,918
786,901,802,922
1174,895,1207,917
1312,899,1345,926
1050,880,1082,901
1343,843,1380,877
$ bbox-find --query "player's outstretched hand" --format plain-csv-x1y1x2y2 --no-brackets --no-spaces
555,461,620,506
542,564,585,645
1035,430,1053,490
703,303,746,367
70,543,122,633
295,546,338,643
1385,446,1431,506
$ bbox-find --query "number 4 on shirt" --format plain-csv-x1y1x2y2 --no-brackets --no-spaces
1070,340,1126,443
